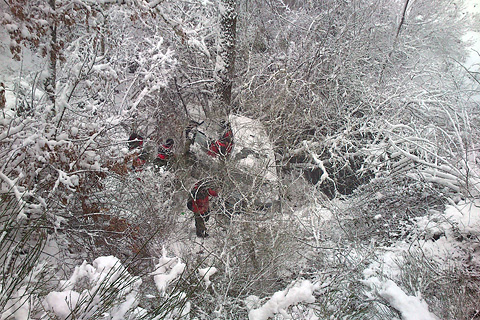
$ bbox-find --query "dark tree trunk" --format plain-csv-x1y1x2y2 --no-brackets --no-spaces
44,0,57,108
379,0,411,84
214,0,238,116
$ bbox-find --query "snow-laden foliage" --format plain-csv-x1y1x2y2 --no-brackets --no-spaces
362,278,438,320
1,0,480,319
247,280,320,320
152,247,186,296
43,256,141,320
0,197,48,319
197,266,217,289
236,0,479,199
35,252,193,320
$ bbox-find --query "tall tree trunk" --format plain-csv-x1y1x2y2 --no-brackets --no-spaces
44,0,57,108
0,82,5,118
379,0,411,84
214,0,237,117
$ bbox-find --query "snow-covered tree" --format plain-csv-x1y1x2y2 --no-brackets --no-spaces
234,0,478,198
1,0,480,319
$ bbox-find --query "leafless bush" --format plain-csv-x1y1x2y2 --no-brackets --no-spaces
0,193,52,318
233,0,476,200
395,249,480,320
342,176,450,246
61,169,180,269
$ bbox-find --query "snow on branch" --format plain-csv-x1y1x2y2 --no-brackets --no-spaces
147,0,166,8
362,277,439,320
247,280,320,320
302,140,331,185
43,256,142,320
387,138,478,194
198,266,217,289
0,171,27,220
50,168,79,196
151,247,186,296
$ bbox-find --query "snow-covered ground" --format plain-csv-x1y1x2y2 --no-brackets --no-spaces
5,188,479,319
235,198,480,320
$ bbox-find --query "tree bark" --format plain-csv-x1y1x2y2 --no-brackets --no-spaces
44,0,57,108
0,82,5,117
213,0,237,117
379,0,411,84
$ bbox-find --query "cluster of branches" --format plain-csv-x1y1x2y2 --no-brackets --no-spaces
0,0,247,316
233,0,479,198
1,0,479,318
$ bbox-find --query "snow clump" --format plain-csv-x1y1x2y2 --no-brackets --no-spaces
42,256,141,320
198,266,217,288
362,278,439,320
151,247,186,296
247,280,320,320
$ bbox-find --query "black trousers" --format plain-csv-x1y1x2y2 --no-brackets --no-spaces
193,212,209,236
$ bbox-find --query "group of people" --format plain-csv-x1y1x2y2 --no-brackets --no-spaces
191,128,233,237
128,133,175,172
207,129,233,158
128,128,232,238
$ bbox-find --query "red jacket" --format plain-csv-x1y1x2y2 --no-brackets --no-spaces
132,152,147,171
207,130,233,157
157,144,173,160
190,187,218,215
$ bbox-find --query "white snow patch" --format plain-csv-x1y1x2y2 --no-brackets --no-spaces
44,290,81,319
229,114,278,182
198,266,217,288
248,280,320,320
43,256,141,320
444,200,480,236
151,247,186,296
362,278,439,320
463,0,480,14
362,200,480,319
92,63,118,78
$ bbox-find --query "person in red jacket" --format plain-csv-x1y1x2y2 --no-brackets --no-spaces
128,133,146,172
128,133,144,150
132,149,148,172
154,138,174,170
207,130,233,158
186,180,218,238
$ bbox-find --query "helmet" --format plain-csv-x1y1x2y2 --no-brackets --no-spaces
165,138,174,147
128,133,144,150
